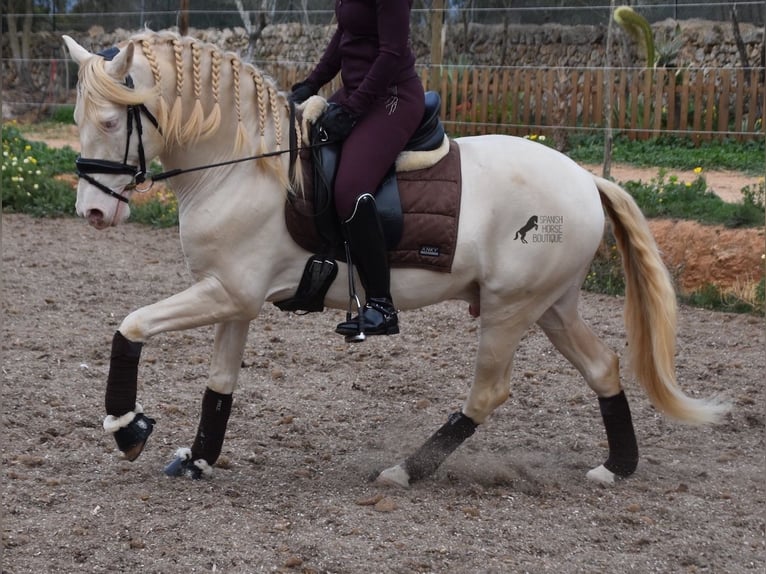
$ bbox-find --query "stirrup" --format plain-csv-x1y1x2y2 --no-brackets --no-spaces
343,240,367,343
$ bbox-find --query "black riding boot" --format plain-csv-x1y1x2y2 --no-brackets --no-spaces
336,194,399,338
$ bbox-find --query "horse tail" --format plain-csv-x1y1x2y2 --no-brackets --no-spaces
593,176,730,424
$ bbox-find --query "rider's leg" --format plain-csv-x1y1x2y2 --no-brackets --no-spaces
336,194,398,337
330,78,424,338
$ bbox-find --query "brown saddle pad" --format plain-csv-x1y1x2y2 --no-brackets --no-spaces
284,140,462,273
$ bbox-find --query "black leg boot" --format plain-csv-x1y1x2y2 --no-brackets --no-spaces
336,194,399,338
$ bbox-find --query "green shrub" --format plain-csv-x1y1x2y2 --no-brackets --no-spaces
129,189,179,228
623,170,764,228
2,123,77,217
48,105,76,125
583,231,626,296
568,134,764,174
681,281,764,315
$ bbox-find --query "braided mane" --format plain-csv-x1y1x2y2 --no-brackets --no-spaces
78,30,295,188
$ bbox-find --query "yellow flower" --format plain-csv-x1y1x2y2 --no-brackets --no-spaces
685,182,692,187
693,166,703,174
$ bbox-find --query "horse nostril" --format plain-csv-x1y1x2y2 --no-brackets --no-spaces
87,209,105,226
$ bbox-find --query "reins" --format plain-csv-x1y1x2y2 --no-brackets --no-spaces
146,100,323,186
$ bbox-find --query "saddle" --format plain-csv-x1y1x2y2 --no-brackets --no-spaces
307,91,447,251
276,92,462,313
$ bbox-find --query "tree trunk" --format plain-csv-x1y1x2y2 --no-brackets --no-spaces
603,0,617,179
730,6,751,85
430,0,444,90
4,0,34,90
179,0,189,36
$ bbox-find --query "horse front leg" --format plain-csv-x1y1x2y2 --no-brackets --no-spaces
376,319,519,488
164,319,250,479
102,277,251,463
102,331,154,461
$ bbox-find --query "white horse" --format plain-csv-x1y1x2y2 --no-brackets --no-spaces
62,31,727,487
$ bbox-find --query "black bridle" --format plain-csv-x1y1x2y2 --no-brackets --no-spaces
75,47,162,204
75,82,161,204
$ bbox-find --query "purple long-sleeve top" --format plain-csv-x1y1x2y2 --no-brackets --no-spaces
305,0,418,117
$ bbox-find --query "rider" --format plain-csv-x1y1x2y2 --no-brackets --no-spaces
289,0,425,338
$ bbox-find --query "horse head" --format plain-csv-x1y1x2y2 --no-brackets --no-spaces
63,31,295,230
63,35,164,229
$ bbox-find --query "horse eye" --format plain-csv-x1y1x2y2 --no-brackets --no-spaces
102,119,119,131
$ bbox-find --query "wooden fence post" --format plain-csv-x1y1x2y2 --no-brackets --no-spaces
179,0,189,36
430,0,444,91
603,0,617,178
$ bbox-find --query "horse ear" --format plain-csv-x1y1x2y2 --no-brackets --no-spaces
62,35,92,65
104,43,135,80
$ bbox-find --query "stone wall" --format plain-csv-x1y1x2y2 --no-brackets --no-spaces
2,19,763,102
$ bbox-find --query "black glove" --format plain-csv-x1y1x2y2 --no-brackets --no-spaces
288,81,316,105
318,103,358,142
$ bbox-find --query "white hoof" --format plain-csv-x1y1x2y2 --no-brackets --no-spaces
375,464,411,488
586,464,616,485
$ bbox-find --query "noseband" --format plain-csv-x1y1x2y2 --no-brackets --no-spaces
76,47,161,204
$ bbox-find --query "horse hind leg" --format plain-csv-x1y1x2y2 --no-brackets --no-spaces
377,317,522,488
376,411,479,487
537,289,638,485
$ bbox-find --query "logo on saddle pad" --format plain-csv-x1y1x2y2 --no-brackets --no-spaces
514,215,564,244
419,246,441,257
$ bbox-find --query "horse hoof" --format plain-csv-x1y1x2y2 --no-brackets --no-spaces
375,464,411,488
122,441,148,462
112,412,155,461
164,448,212,479
586,464,616,485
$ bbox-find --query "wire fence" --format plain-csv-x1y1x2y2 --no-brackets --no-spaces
2,3,765,145
2,1,764,29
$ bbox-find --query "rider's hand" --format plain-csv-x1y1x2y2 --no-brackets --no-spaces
318,103,358,142
288,81,316,105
